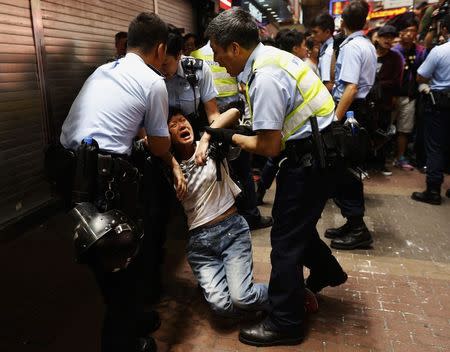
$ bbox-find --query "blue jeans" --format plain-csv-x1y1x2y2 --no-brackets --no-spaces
187,214,268,316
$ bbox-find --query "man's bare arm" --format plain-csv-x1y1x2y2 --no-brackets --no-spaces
232,130,282,158
335,83,358,121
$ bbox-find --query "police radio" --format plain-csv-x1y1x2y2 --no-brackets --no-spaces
181,57,203,87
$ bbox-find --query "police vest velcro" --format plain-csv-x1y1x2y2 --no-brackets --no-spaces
191,48,239,98
245,48,335,145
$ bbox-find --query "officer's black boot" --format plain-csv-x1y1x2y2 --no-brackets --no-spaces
324,221,352,239
411,187,442,205
330,217,373,250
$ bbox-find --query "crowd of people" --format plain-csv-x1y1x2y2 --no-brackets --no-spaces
50,1,450,351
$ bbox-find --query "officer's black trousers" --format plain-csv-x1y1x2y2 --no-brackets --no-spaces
333,169,365,218
424,99,450,190
332,99,368,219
267,158,344,329
91,157,172,352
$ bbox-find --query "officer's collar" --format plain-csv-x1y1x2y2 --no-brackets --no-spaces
340,30,365,48
125,53,164,76
241,42,265,84
324,36,334,47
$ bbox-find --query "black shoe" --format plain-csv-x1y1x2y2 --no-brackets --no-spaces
446,189,450,198
305,270,348,294
411,190,441,205
239,320,304,347
324,222,352,239
330,225,373,250
137,337,157,352
248,215,273,230
137,310,161,336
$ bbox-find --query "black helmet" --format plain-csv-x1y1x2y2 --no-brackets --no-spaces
71,202,143,272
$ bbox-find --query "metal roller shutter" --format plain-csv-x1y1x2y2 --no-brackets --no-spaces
0,0,50,225
40,0,155,136
157,0,195,33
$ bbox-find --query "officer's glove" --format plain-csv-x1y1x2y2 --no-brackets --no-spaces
235,125,256,136
204,127,236,144
418,83,431,94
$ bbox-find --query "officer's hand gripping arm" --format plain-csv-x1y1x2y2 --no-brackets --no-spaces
195,107,241,165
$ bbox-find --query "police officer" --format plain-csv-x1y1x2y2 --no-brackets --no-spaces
204,8,347,347
412,14,450,205
311,12,336,92
325,0,377,250
60,12,186,352
162,31,272,229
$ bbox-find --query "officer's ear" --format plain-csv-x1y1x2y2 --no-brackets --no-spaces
156,43,167,60
230,42,241,56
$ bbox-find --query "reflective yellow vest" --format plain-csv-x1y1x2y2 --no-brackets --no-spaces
245,48,335,145
191,44,239,98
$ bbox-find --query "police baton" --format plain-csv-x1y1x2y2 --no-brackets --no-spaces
309,115,326,169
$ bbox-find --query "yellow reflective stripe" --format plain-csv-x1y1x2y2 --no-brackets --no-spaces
213,71,235,80
281,95,334,143
216,84,239,95
251,48,335,145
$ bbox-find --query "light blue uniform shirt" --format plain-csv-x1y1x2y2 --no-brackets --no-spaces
318,36,334,82
165,56,218,115
240,43,334,141
332,31,377,101
417,40,450,91
60,53,169,155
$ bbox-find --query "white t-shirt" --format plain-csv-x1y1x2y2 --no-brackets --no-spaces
180,144,241,230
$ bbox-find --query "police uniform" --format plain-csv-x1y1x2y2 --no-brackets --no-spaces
330,31,376,248
60,52,168,352
165,55,218,116
241,43,346,331
318,36,334,83
412,39,450,203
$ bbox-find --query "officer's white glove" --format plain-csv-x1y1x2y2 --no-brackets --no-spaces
418,83,431,94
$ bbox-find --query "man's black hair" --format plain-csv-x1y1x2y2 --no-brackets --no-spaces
205,7,259,49
115,31,127,44
311,12,335,33
342,0,370,31
184,33,198,44
167,31,184,57
305,37,315,51
127,12,168,53
168,106,186,121
276,30,305,53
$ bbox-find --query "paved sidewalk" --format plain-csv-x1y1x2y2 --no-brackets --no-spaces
0,168,448,352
